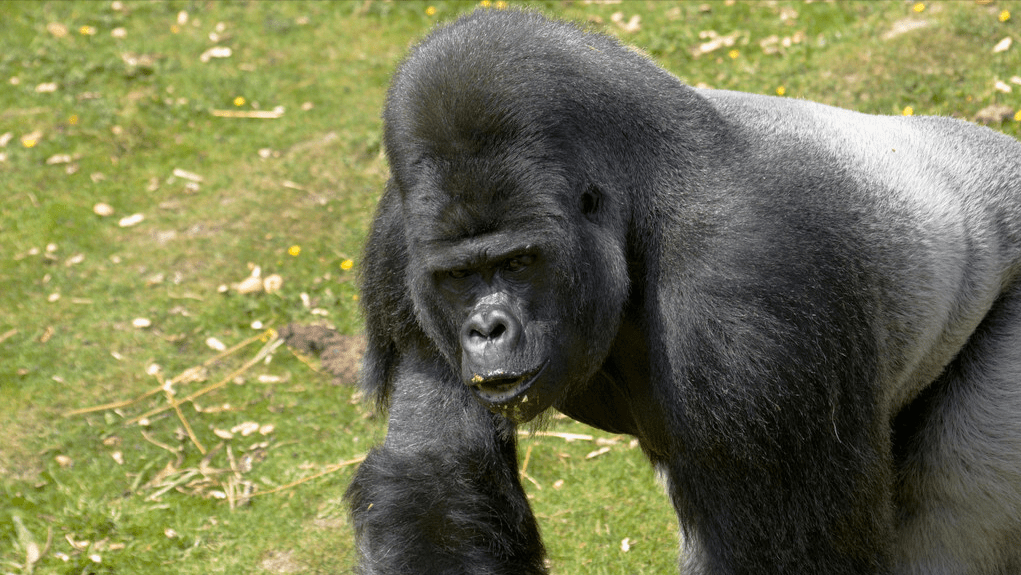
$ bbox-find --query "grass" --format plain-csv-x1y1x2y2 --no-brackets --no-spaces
1,1,1019,573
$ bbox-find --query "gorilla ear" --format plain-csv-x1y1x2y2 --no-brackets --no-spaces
579,185,602,219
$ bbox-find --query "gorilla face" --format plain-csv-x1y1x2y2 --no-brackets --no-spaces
401,152,630,423
378,13,639,423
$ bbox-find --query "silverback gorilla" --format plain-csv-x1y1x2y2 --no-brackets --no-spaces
347,9,1021,575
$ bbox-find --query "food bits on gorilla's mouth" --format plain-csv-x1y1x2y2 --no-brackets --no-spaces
469,366,544,406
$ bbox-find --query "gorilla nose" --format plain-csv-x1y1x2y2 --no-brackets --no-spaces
461,306,522,361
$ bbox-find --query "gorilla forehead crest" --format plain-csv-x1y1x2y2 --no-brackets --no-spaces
387,12,658,242
390,63,577,239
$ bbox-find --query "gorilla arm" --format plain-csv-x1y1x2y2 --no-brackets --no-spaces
346,347,546,574
349,183,545,574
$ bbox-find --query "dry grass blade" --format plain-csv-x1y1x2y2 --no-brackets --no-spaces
145,469,199,501
519,443,541,490
62,386,163,417
252,455,366,497
519,430,594,442
125,332,283,425
141,430,182,454
210,109,283,119
158,371,206,454
0,328,17,344
64,330,271,418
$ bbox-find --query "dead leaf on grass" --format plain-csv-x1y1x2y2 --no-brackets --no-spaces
93,202,115,216
118,213,145,227
47,22,68,37
21,130,42,147
232,421,260,437
199,46,232,62
692,30,744,57
211,108,284,119
39,325,55,343
45,153,74,165
263,274,283,293
610,12,641,33
881,19,932,40
206,337,227,351
974,103,1015,124
171,167,204,182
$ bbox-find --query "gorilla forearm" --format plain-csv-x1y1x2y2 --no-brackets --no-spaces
347,353,546,574
347,446,545,575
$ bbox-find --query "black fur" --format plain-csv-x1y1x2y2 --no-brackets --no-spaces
348,9,1021,575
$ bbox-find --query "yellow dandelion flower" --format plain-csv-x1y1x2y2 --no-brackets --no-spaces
728,49,740,59
426,6,437,16
495,0,508,8
902,106,914,116
170,24,180,34
999,10,1011,22
288,245,301,257
80,25,96,36
479,0,491,6
234,96,246,107
340,259,354,271
22,137,37,148
912,3,925,13
1014,109,1021,122
776,86,786,96
69,114,79,125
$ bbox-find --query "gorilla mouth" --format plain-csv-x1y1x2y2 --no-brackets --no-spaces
471,364,546,406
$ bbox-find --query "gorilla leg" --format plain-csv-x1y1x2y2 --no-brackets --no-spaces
893,283,1021,574
663,433,894,575
346,350,546,575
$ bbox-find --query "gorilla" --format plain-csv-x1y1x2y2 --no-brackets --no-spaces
346,9,1021,575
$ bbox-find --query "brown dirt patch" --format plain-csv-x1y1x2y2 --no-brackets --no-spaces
279,323,366,385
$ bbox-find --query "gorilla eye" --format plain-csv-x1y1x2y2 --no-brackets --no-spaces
448,269,471,280
504,254,535,273
580,185,602,218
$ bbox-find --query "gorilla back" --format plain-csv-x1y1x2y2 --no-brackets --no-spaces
349,9,1021,575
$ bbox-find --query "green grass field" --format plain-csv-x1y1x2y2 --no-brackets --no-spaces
2,1,1019,573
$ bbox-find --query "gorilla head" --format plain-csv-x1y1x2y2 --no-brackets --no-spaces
376,13,657,422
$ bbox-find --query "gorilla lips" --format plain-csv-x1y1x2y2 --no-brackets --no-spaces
468,363,548,421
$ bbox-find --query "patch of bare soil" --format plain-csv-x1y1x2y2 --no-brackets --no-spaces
259,549,305,574
279,323,366,385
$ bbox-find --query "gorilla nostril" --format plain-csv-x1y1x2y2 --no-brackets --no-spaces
487,323,506,340
470,311,509,338
470,323,505,341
